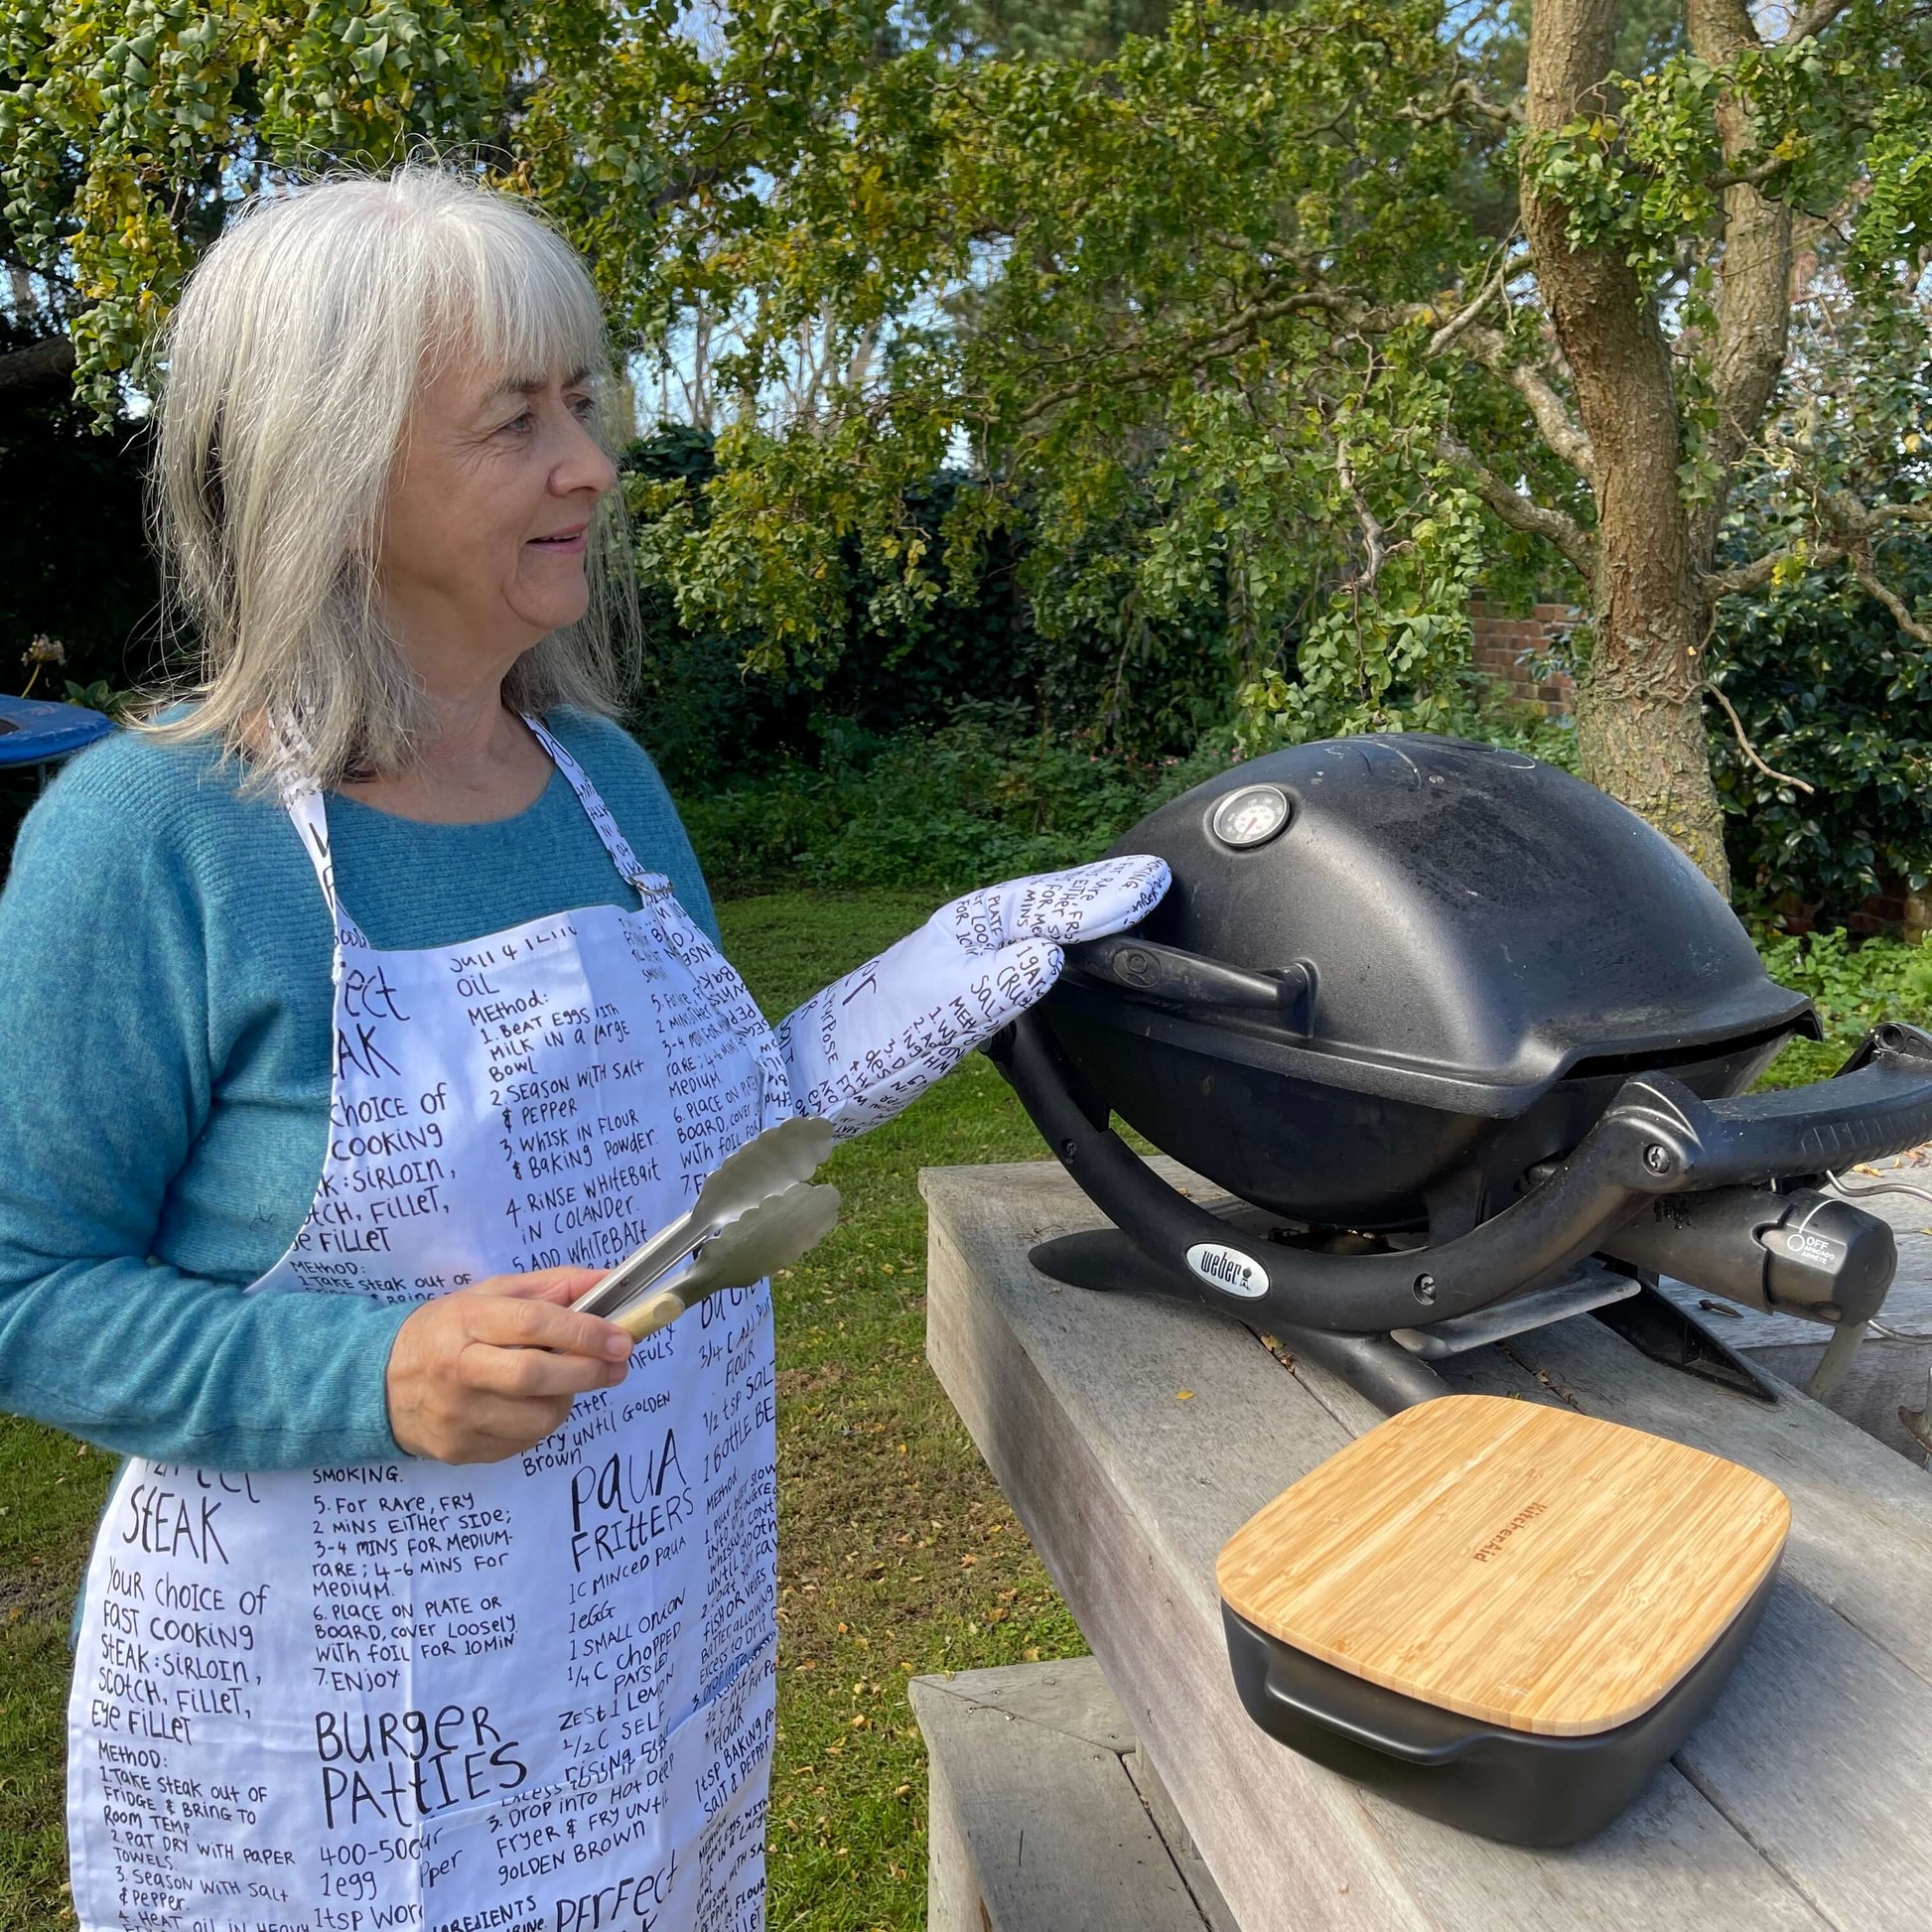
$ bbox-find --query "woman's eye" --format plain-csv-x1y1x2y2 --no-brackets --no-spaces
568,393,597,422
497,411,533,436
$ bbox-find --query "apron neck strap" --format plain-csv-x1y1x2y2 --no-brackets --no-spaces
284,785,373,955
519,713,667,901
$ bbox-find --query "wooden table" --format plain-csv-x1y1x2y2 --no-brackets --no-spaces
921,1158,1932,1932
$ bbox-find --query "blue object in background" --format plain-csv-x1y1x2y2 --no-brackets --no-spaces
0,694,116,781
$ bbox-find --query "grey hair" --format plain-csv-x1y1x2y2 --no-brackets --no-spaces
144,163,634,792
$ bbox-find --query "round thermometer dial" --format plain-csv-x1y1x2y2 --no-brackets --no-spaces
1209,783,1292,850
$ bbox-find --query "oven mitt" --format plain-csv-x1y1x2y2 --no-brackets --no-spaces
775,855,1172,1138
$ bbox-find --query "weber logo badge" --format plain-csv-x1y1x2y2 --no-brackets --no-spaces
1185,1242,1269,1299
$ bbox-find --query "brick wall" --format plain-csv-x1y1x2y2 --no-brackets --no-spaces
1469,601,1579,716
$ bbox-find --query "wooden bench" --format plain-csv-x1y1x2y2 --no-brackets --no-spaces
920,1157,1932,1932
909,1656,1234,1932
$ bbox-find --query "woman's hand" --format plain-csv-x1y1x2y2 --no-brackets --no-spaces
385,1268,632,1463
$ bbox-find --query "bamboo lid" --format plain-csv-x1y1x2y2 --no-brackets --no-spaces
1217,1394,1789,1737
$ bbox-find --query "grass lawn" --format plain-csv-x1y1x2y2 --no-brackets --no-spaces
0,885,1887,1932
0,888,1080,1932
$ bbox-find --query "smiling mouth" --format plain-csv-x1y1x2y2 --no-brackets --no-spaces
528,526,589,550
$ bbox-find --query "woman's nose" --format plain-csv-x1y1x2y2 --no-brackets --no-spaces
553,414,618,500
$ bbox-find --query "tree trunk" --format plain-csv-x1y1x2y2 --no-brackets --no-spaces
1684,0,1798,571
1572,563,1725,888
1524,0,1732,894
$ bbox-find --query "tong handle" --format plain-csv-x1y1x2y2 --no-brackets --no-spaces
614,1289,687,1341
572,1205,704,1318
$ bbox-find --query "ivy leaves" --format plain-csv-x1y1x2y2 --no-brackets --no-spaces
0,0,533,407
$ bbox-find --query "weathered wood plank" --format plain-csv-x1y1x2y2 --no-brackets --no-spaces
1438,1310,1932,1686
1126,1745,1244,1932
925,1197,1432,1932
1667,1581,1932,1932
1732,1338,1932,1465
1650,1279,1932,1464
924,1162,1835,1932
918,1654,1141,1754
1654,1279,1932,1353
910,1658,1213,1932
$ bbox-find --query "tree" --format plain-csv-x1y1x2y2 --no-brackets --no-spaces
1517,0,1931,885
0,0,899,407
8,0,1927,897
619,0,1931,893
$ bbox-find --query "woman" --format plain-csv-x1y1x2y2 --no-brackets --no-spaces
0,167,1165,1932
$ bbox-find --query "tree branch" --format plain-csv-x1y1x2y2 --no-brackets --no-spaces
1852,563,1932,645
1438,430,1596,574
1707,154,1791,192
1334,441,1393,591
1399,74,1525,127
1779,0,1851,44
1423,257,1510,359
1703,490,1931,647
1703,679,1815,792
0,333,76,400
1703,539,1843,596
1456,323,1598,483
1015,287,1365,427
1866,499,1932,528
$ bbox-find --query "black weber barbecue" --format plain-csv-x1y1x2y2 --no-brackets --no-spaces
990,733,1932,1412
984,731,1932,1845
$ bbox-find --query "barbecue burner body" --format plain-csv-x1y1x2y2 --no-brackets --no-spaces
992,733,1932,1398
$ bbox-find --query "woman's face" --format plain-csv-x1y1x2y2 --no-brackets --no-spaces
376,352,619,683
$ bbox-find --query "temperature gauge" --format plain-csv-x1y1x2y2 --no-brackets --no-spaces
1209,783,1292,850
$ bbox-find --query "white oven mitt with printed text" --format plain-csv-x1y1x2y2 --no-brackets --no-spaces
775,856,1172,1138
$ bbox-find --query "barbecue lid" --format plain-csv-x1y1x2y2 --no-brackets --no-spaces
1092,735,1812,1102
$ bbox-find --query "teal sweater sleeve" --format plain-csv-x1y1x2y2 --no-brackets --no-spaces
0,708,716,1470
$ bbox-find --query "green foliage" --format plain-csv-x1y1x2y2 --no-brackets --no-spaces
0,0,913,412
677,703,1231,897
1237,477,1488,747
0,1416,114,1932
626,418,1247,793
1711,326,1932,922
1516,12,1922,292
937,0,1185,64
1514,2,1930,531
1754,924,1932,1085
672,676,1585,900
1758,926,1932,1037
60,678,139,719
621,0,1501,728
625,426,1079,790
9,0,1930,906
1713,570,1932,920
0,0,538,408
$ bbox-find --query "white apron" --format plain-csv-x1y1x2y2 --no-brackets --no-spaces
67,718,789,1932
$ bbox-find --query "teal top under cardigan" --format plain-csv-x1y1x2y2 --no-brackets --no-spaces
0,709,719,1471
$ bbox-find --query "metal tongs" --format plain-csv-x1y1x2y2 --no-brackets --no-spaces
571,1115,839,1340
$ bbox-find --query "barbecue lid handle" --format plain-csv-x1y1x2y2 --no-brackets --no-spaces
1064,933,1314,1030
